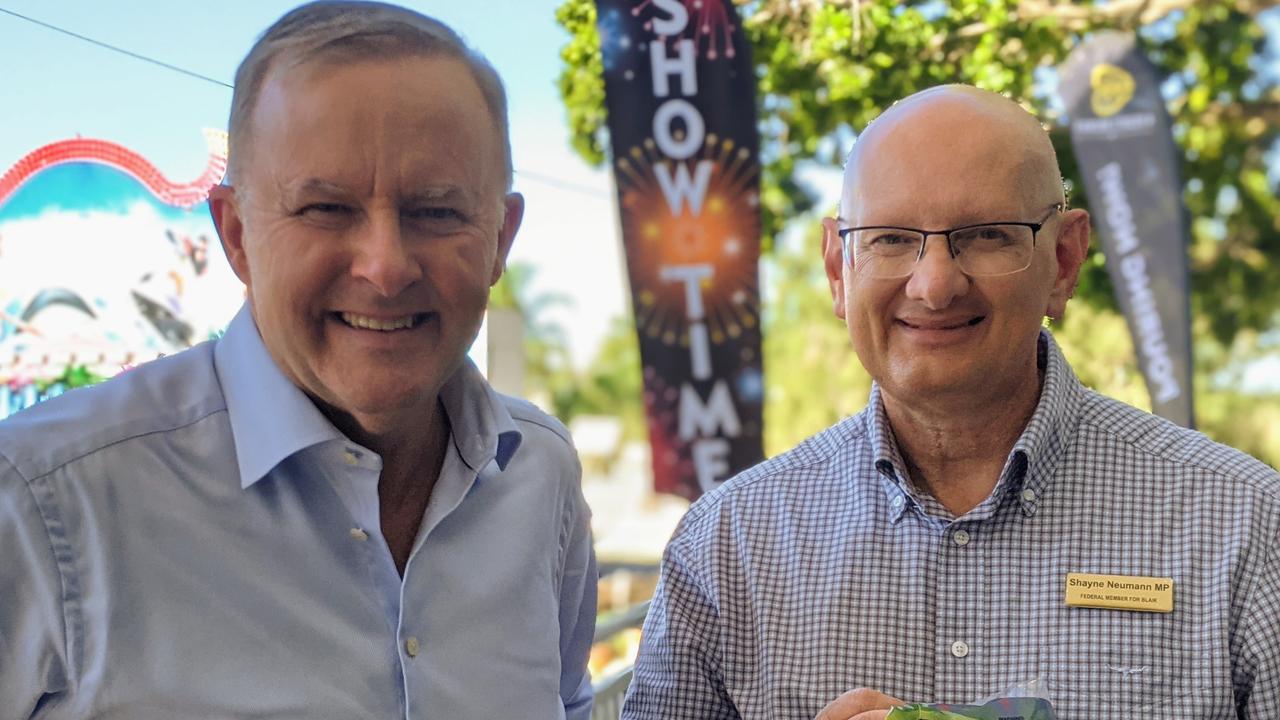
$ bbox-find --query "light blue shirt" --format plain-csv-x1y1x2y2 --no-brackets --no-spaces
0,305,596,720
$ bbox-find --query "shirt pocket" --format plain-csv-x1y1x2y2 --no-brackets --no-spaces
1038,613,1231,717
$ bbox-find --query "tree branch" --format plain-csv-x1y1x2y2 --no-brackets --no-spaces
751,0,1278,34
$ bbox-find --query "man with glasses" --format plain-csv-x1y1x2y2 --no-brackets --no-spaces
622,85,1278,719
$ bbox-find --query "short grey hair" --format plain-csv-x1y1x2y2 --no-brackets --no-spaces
226,0,512,190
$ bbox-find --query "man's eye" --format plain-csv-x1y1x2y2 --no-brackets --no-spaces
299,203,351,217
406,207,462,221
869,232,913,246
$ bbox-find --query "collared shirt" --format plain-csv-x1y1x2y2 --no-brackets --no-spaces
623,331,1279,720
0,305,596,720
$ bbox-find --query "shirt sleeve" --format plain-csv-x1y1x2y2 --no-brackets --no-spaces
0,454,69,718
559,476,598,720
1237,529,1279,719
621,527,738,720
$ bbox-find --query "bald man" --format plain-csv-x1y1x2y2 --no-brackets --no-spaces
621,86,1279,720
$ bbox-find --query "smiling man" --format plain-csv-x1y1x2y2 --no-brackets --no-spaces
0,3,595,718
621,86,1278,720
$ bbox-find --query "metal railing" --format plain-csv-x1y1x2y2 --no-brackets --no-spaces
589,599,651,720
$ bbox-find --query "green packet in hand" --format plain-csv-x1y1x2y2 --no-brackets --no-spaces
886,697,1057,719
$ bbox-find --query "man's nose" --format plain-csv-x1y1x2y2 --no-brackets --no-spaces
904,233,969,309
351,214,423,297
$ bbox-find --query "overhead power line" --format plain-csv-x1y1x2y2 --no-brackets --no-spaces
0,6,615,202
517,170,613,200
0,6,233,89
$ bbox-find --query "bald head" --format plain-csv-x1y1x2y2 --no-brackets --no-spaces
842,85,1064,224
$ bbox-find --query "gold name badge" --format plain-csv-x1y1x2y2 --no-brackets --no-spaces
1065,573,1174,613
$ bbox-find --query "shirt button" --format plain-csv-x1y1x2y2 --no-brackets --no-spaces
405,636,421,657
1021,488,1037,502
349,527,368,541
951,640,970,658
891,496,904,508
953,530,971,546
343,450,359,466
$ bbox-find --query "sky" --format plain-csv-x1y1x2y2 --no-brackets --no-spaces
0,0,631,369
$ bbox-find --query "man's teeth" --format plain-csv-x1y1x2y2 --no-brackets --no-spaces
906,317,982,330
340,312,419,331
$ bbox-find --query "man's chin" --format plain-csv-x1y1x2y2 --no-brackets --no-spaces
882,363,983,401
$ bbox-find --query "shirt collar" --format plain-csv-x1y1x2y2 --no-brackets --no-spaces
213,304,344,489
866,384,914,521
866,329,1083,521
438,358,522,472
214,304,526,487
1008,329,1083,516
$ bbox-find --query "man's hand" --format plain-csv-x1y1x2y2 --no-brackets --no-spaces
814,688,906,720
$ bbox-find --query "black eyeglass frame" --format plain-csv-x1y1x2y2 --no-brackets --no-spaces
837,203,1066,277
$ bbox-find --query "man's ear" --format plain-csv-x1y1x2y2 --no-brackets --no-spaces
208,185,251,287
490,192,524,286
821,216,847,320
1046,208,1090,319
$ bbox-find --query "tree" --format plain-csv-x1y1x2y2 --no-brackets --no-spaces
489,261,575,411
559,315,648,441
556,0,1280,344
555,0,1280,466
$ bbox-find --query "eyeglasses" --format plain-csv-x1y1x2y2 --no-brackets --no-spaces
838,204,1064,279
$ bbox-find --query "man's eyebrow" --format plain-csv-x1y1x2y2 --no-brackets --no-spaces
292,178,353,197
403,186,474,205
286,180,480,206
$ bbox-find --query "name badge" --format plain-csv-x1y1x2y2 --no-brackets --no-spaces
1064,572,1174,613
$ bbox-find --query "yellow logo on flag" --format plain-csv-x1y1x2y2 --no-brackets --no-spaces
1090,63,1135,117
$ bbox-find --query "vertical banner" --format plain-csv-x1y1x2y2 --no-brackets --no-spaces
595,0,764,499
1059,31,1195,427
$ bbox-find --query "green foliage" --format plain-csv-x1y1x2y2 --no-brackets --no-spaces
490,261,575,409
35,364,106,393
556,0,1280,345
761,231,871,455
553,0,1279,466
556,0,609,166
558,316,648,441
493,263,647,439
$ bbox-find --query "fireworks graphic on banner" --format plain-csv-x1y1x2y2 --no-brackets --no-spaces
614,133,759,348
642,367,695,487
597,5,635,73
630,0,738,59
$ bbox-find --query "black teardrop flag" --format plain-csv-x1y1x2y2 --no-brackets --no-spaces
594,0,765,498
1061,31,1195,427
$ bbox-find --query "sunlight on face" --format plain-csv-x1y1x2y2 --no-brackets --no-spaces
227,54,516,433
837,90,1066,408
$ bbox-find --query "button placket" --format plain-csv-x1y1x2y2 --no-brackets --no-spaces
936,516,985,698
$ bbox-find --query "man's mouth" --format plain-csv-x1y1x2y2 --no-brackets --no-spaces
899,316,985,330
336,311,432,332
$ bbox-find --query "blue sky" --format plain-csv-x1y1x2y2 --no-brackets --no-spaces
0,0,627,368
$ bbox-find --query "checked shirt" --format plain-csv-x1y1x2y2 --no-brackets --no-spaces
622,331,1279,720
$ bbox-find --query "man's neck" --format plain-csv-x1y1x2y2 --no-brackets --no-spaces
324,397,452,576
376,405,450,576
882,366,1043,517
